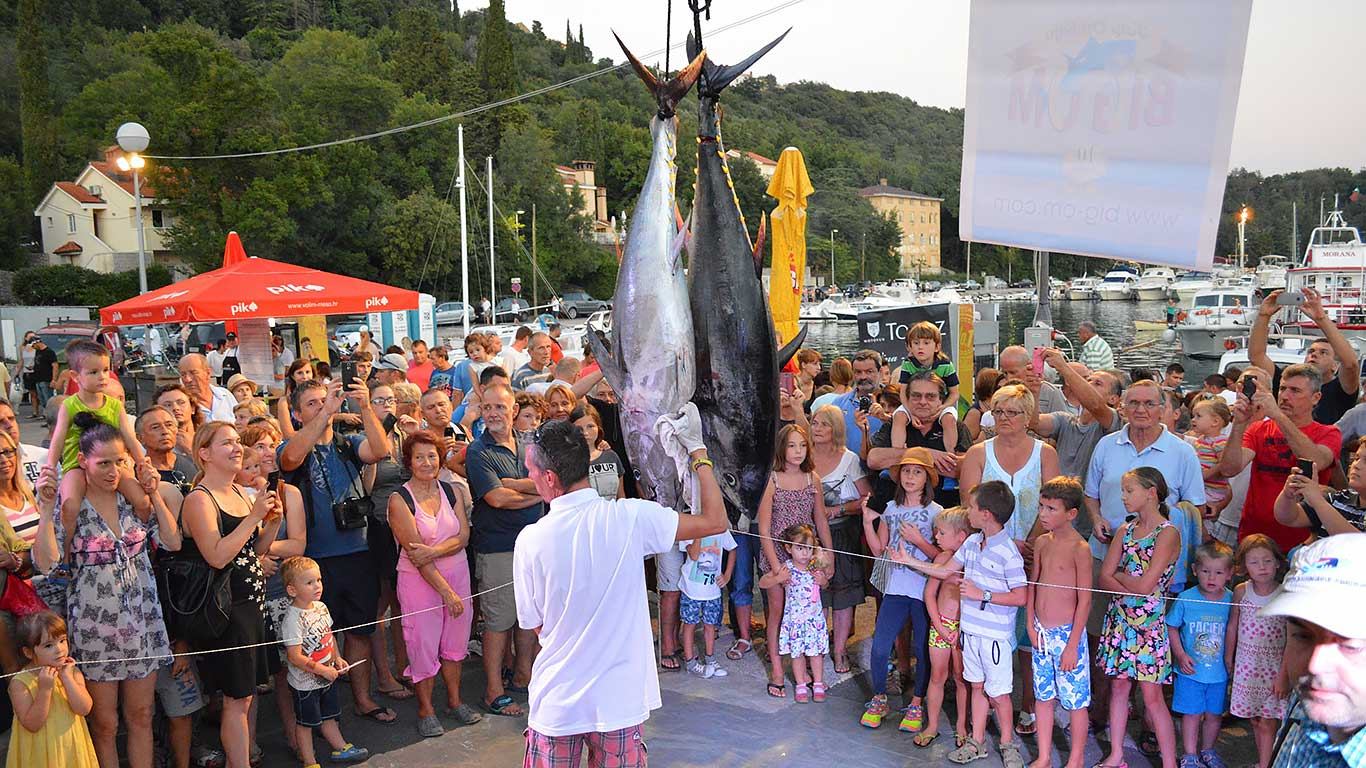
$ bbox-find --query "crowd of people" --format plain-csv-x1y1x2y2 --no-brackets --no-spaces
0,286,1364,767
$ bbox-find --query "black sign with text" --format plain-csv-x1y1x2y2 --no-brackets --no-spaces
855,302,954,368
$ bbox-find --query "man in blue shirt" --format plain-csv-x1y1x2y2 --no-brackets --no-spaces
831,349,886,455
278,377,395,723
1264,534,1366,768
466,382,543,717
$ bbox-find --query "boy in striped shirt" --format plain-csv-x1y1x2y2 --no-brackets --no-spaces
894,480,1028,767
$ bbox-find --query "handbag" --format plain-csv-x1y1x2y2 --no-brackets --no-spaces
158,494,233,644
0,571,48,617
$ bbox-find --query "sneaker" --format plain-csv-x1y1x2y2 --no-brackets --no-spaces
1199,749,1228,768
704,660,728,678
192,748,226,768
1180,754,1203,768
467,638,483,657
686,657,710,677
861,694,889,728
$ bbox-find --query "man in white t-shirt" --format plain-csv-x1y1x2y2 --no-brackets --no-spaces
513,412,724,766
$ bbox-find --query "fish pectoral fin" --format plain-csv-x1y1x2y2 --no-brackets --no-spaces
586,329,625,392
671,209,693,274
751,212,768,278
777,325,809,367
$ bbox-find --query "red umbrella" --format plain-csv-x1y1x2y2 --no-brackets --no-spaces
100,256,417,326
221,231,248,268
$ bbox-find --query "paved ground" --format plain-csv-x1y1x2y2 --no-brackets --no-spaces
11,415,1260,767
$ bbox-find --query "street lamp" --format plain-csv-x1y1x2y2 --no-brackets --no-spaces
514,209,527,307
830,228,839,287
115,122,150,294
1237,206,1252,270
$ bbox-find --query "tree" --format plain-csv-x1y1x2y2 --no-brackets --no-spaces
17,0,59,206
0,156,32,269
475,0,517,153
378,189,460,288
388,6,454,101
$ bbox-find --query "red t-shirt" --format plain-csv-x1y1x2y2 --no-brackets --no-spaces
1238,417,1341,553
406,361,434,392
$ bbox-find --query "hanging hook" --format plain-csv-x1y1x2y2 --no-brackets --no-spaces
689,0,711,50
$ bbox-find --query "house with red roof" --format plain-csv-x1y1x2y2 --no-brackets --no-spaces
32,146,185,274
725,149,778,181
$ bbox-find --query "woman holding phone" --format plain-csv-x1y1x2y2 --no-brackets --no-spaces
181,421,283,768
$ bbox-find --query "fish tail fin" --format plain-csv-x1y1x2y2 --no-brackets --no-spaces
614,31,705,118
690,28,791,97
586,329,625,394
671,209,693,274
777,325,809,367
752,212,767,279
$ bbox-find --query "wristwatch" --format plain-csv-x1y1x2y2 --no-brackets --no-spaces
980,590,993,610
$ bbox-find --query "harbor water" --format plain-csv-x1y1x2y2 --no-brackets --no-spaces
801,298,1227,382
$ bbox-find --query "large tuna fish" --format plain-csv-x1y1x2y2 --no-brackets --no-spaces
685,30,805,523
587,38,705,513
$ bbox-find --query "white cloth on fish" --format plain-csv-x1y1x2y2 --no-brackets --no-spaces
655,403,705,513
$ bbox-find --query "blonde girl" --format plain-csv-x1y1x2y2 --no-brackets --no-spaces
757,524,829,704
1185,397,1232,519
1226,534,1288,768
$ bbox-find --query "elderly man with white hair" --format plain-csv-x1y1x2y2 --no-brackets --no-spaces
177,353,237,422
1076,321,1115,371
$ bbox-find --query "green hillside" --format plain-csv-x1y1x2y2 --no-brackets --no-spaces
2,0,1363,301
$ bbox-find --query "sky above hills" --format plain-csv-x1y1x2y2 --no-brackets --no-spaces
481,0,1364,176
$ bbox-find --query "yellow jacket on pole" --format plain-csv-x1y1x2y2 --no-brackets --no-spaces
766,147,814,344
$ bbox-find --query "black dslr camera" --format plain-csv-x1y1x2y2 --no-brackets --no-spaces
332,495,374,530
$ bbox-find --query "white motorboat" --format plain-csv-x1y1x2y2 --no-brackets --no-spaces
1095,269,1139,301
1176,286,1257,358
800,294,847,320
1134,267,1176,301
1282,209,1366,345
1048,278,1067,301
1066,276,1098,301
1255,254,1290,291
829,288,964,321
1218,333,1366,376
1172,272,1214,305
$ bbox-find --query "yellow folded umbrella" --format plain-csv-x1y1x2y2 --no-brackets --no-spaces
766,147,814,344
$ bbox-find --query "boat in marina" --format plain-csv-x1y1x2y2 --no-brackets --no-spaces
1255,254,1291,291
1283,208,1366,341
829,288,964,321
1134,268,1176,301
800,293,849,320
1095,268,1139,301
1048,278,1067,301
1066,276,1098,300
1172,272,1214,305
1175,285,1257,358
1218,332,1366,376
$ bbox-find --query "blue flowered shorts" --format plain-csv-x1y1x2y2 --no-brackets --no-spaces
680,594,723,627
1031,619,1092,711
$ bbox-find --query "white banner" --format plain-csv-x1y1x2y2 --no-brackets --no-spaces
960,0,1252,270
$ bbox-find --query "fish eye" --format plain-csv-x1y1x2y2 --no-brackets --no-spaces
724,472,738,487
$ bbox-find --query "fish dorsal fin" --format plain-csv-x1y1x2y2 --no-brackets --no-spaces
585,329,625,392
777,325,809,367
671,209,693,274
615,32,705,118
751,212,767,278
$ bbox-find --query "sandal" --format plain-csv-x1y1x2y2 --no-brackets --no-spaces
1091,763,1128,768
913,731,938,748
794,683,811,703
833,653,851,674
660,650,683,671
482,694,525,717
899,703,925,732
329,744,370,764
947,736,989,764
1015,711,1037,735
726,638,752,661
446,703,484,726
811,682,826,703
766,682,786,698
377,684,414,701
955,732,967,749
1139,732,1161,757
860,694,889,728
999,741,1026,768
356,706,396,724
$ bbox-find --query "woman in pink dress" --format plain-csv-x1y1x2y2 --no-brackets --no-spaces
387,430,482,738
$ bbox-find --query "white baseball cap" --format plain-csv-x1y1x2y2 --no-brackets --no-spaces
1261,533,1366,639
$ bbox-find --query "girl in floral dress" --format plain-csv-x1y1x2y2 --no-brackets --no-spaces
756,424,834,698
1227,534,1288,768
1095,467,1181,768
759,524,829,704
48,417,182,768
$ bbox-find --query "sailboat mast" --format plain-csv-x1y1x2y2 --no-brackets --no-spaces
488,155,496,316
458,125,470,336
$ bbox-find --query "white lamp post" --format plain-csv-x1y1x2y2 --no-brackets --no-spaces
115,122,150,294
830,228,839,286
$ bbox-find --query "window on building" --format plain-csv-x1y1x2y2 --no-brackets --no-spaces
67,214,76,234
152,209,169,229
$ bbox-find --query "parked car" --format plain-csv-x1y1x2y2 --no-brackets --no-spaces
962,279,982,290
330,320,366,350
35,320,98,364
557,291,610,319
434,301,471,326
495,297,532,322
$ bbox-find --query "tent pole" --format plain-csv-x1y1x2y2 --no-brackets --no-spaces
458,125,470,336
